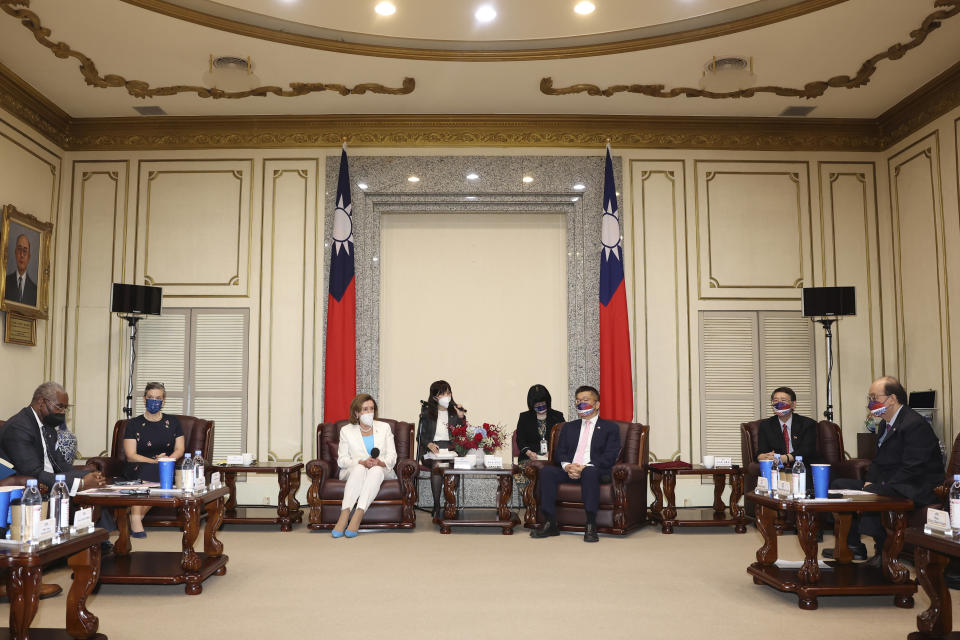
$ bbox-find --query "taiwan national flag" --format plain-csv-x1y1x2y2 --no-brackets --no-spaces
598,145,633,422
323,145,356,422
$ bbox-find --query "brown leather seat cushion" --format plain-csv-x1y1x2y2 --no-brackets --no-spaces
558,483,613,503
321,479,402,501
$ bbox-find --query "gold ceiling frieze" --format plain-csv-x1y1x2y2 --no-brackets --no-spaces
0,1,414,100
541,0,960,100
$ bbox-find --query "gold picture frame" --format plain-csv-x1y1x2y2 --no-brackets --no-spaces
0,204,52,320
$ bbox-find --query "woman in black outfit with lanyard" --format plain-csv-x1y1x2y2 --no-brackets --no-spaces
417,380,466,519
515,384,565,466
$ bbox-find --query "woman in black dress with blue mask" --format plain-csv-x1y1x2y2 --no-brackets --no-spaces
123,382,185,537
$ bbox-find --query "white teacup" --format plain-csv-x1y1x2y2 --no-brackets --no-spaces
702,455,715,469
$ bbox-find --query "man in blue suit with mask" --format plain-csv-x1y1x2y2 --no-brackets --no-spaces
530,385,622,543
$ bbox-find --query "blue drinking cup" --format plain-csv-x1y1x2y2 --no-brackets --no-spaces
758,459,774,489
158,458,175,490
811,464,831,499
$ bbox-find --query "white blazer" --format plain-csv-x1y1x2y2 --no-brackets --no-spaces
337,420,397,479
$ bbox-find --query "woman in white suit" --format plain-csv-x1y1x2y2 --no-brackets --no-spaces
332,393,397,538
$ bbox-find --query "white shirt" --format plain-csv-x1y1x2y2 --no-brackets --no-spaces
31,408,55,474
561,415,597,470
779,414,794,454
434,410,450,442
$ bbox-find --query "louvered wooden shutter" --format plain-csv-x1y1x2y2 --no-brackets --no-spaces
132,310,188,416
759,313,817,420
190,310,248,459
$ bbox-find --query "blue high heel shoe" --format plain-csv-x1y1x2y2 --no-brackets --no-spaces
344,530,358,538
131,531,147,539
331,529,344,539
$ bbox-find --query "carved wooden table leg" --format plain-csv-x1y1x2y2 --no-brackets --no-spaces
204,497,225,560
712,473,726,513
276,469,292,531
796,511,821,587
288,469,303,523
113,506,132,555
496,474,514,535
181,501,203,595
909,547,952,639
832,512,854,564
755,504,778,567
440,474,458,534
729,471,746,533
649,470,663,518
66,543,101,639
223,471,238,515
881,510,914,608
6,565,41,640
661,470,677,534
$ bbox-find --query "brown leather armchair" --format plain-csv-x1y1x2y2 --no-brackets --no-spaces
305,419,419,530
741,419,871,517
522,421,649,535
86,415,214,527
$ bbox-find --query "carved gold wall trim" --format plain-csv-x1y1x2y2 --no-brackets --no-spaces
119,0,850,62
540,1,960,100
0,60,68,148
0,1,414,100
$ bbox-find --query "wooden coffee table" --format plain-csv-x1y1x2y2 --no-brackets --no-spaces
437,467,520,535
212,462,303,531
649,464,747,533
904,527,960,639
0,528,108,640
73,486,228,595
746,492,916,610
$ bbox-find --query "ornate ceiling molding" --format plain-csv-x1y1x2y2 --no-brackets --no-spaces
879,60,960,146
119,0,850,62
541,0,960,100
0,60,68,147
0,1,414,99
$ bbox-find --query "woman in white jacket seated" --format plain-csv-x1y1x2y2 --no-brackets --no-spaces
332,393,397,538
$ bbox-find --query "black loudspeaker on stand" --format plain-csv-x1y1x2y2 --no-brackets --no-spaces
801,286,856,424
111,282,163,419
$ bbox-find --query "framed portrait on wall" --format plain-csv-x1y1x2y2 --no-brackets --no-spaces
0,204,52,320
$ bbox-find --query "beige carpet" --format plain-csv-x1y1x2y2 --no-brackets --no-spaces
29,513,956,639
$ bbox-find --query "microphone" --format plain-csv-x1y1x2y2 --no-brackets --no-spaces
370,447,380,459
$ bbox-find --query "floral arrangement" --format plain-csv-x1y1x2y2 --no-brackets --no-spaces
449,422,504,456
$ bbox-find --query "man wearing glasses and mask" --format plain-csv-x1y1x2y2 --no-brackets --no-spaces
823,376,944,566
755,386,820,475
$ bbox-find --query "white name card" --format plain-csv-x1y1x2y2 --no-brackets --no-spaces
210,472,221,488
453,457,473,469
925,508,952,535
756,476,769,492
226,455,245,465
73,507,93,530
778,479,792,496
715,457,732,468
37,518,56,542
484,455,503,469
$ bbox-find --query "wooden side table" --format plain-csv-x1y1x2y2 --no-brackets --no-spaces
438,467,519,535
649,465,747,534
904,527,960,639
0,528,108,640
212,462,304,532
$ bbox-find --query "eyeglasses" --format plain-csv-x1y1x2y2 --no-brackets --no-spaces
14,246,28,254
46,400,72,413
867,394,888,403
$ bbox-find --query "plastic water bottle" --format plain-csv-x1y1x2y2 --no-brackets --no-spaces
181,453,195,492
193,450,205,490
792,455,807,499
949,475,960,530
50,474,70,537
21,479,42,544
771,454,781,495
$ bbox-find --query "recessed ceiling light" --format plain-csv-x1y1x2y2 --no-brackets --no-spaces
357,182,368,190
573,183,586,191
466,173,479,180
465,196,478,200
475,5,497,22
522,175,533,183
571,197,580,202
375,1,396,16
574,1,595,15
407,175,420,183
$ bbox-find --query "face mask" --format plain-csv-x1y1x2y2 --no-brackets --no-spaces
42,413,65,427
576,402,594,417
772,401,792,418
359,413,374,427
145,398,163,414
868,400,888,417
534,403,547,414
437,396,451,409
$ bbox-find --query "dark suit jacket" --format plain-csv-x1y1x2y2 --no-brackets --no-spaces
515,409,565,461
417,406,465,461
555,417,622,475
756,413,820,464
0,407,88,487
4,271,37,307
865,405,944,505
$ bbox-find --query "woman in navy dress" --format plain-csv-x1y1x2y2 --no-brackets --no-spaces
124,382,184,537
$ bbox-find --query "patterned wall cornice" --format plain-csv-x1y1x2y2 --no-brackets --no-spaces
0,60,68,147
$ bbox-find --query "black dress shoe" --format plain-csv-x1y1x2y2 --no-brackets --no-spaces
100,541,114,555
822,543,867,561
583,523,599,543
530,521,560,538
864,553,882,568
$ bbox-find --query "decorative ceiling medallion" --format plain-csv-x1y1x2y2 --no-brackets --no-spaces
541,0,959,99
0,1,415,99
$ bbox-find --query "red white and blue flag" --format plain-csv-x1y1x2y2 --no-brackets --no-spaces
598,145,633,422
323,145,356,422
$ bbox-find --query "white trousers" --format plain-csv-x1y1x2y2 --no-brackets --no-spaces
340,464,386,512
